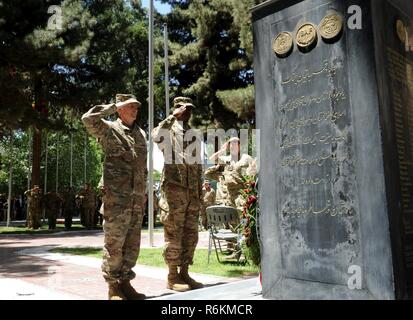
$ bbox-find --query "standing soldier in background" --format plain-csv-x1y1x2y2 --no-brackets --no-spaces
82,93,147,300
43,191,63,230
62,186,76,230
77,183,96,230
205,137,256,212
24,185,43,230
201,180,216,229
153,97,203,292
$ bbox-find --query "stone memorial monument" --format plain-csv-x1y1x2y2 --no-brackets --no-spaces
253,0,413,299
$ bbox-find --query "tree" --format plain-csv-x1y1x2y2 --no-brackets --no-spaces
160,0,265,130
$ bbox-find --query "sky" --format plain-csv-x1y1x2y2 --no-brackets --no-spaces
141,0,172,15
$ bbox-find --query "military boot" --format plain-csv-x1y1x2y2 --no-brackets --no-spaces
119,280,146,300
167,265,190,292
108,282,127,300
180,265,204,290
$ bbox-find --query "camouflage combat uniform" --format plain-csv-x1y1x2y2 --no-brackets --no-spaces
77,187,96,229
205,154,256,211
24,188,43,229
43,192,62,229
82,102,147,285
201,186,216,226
153,113,203,268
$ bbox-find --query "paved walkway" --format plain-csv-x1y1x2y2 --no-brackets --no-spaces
0,227,261,300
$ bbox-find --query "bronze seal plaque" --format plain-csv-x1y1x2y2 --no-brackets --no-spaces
296,23,317,49
319,13,343,40
273,32,293,57
396,19,407,44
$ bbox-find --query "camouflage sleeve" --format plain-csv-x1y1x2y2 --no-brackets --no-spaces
152,115,176,144
225,168,245,190
198,164,203,200
81,103,117,141
204,164,224,181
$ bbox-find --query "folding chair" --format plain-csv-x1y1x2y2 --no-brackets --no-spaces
206,205,241,263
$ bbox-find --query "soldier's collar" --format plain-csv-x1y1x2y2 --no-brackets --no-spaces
117,118,136,131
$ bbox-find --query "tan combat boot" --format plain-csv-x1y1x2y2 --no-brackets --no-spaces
167,265,190,292
108,282,127,300
180,264,204,290
119,280,146,300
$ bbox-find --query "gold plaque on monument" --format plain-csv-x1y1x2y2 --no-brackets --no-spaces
319,13,343,40
396,19,407,44
273,32,293,56
296,23,317,48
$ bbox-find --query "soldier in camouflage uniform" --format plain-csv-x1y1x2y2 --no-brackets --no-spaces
82,94,147,300
24,185,43,230
205,137,256,211
201,180,216,229
77,183,96,230
62,186,76,230
153,97,203,292
43,191,63,229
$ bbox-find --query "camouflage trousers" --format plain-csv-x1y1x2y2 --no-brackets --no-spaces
27,208,42,229
46,209,57,229
101,195,144,284
161,187,200,266
84,207,95,229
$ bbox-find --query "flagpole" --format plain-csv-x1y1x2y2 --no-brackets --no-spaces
6,131,14,227
164,23,170,116
43,132,48,223
70,133,73,188
56,133,59,193
148,0,155,247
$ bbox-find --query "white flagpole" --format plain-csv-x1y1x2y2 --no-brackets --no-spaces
6,132,14,227
148,0,155,247
70,133,73,188
164,23,170,116
56,133,59,193
43,132,48,223
84,134,87,184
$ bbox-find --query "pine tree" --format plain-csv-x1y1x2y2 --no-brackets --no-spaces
160,0,265,130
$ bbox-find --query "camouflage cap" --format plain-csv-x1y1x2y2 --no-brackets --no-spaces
228,137,240,143
115,94,141,109
173,96,195,109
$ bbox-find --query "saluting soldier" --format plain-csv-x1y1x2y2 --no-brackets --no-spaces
82,93,147,300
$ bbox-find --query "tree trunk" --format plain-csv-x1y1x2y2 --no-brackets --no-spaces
31,127,41,187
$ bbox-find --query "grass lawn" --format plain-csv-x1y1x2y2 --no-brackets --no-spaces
50,247,260,278
0,222,164,235
0,223,88,235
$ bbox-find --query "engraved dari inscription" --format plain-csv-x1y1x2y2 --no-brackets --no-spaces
281,60,339,85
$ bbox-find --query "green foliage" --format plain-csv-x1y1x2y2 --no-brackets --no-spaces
161,0,264,129
216,85,255,120
153,170,162,182
0,125,104,195
0,0,96,130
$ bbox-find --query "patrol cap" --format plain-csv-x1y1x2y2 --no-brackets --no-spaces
227,137,240,144
115,94,141,109
172,96,195,110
